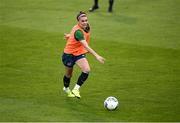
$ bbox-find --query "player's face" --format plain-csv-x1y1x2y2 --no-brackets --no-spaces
78,16,88,29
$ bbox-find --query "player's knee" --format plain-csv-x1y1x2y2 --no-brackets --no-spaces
82,67,90,73
65,74,72,78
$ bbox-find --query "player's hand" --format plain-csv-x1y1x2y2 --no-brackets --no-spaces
64,33,70,40
96,55,105,64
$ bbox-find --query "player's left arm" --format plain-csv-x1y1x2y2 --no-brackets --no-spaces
80,40,105,64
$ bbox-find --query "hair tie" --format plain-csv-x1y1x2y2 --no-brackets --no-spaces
78,14,86,20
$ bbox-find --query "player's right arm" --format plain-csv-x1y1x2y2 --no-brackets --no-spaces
64,33,70,40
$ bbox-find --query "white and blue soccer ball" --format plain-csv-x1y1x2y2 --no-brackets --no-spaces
104,96,119,111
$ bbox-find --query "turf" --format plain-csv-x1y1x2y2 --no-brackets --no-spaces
0,0,180,122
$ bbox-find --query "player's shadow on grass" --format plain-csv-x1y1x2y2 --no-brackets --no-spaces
64,97,90,111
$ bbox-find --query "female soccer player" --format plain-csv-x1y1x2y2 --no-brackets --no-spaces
62,11,105,98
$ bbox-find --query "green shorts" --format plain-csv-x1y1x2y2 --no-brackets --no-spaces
62,53,86,67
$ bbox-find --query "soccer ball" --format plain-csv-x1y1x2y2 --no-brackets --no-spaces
104,96,119,111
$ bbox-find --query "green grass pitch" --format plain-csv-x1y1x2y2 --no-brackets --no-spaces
0,0,180,122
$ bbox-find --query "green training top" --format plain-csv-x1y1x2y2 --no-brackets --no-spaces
74,30,84,41
74,24,90,41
